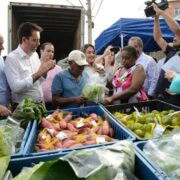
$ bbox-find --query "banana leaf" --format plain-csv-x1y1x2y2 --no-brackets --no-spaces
13,159,83,180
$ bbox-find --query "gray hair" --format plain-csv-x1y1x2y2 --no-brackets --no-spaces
128,36,144,47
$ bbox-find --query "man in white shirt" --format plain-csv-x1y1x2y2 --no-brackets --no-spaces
4,22,56,107
128,36,159,98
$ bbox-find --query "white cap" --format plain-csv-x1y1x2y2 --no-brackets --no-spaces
68,50,89,66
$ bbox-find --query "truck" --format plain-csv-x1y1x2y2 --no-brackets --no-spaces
8,2,85,60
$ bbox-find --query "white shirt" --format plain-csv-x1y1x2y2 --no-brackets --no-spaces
4,46,43,103
162,54,180,74
136,52,159,97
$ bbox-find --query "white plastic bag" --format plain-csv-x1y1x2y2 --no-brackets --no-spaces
82,72,108,103
143,130,180,180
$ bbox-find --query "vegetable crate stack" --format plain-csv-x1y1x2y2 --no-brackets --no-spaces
102,100,180,141
22,105,135,156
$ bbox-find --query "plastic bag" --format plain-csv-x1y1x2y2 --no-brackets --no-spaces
0,119,24,154
13,141,138,180
82,72,107,103
62,140,137,180
143,130,180,180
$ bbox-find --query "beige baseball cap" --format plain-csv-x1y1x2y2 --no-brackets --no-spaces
68,50,89,66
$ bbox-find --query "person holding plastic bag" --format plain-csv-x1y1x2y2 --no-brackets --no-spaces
103,46,148,105
81,44,107,79
52,50,89,109
81,44,108,103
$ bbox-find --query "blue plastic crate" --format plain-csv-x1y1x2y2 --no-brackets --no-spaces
135,141,171,180
101,100,180,141
9,148,163,179
23,105,136,156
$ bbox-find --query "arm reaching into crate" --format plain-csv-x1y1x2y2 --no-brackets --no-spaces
103,46,148,105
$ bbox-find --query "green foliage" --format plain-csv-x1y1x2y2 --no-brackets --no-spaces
12,97,48,127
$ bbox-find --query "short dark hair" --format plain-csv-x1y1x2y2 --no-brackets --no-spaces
18,22,43,43
122,46,138,59
81,43,95,53
40,42,54,51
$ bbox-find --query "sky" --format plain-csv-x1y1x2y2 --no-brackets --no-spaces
0,0,147,56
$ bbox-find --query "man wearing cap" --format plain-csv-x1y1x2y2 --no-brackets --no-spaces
51,50,89,109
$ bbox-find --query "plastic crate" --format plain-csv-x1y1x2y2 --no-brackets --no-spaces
9,121,32,158
9,147,163,179
102,100,180,141
135,141,171,180
23,105,136,156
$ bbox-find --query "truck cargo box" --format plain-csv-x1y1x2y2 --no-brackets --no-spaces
8,2,85,60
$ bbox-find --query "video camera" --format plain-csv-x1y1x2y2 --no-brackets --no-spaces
144,0,169,17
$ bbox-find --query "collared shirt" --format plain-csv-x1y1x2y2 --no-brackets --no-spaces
4,45,43,103
51,69,88,108
0,56,10,106
136,52,159,97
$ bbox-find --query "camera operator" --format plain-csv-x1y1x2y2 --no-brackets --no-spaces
153,3,180,106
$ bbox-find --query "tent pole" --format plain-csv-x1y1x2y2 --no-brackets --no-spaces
120,34,124,48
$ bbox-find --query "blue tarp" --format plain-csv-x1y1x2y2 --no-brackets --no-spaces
95,18,180,54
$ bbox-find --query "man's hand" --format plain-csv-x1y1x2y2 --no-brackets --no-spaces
73,96,87,105
103,97,113,105
0,105,11,116
32,60,56,82
39,60,56,75
37,60,56,77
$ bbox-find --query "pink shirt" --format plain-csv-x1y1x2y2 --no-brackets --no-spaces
42,65,62,103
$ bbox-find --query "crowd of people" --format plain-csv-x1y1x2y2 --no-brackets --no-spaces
0,4,180,117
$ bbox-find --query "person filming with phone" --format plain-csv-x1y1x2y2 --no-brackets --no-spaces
152,3,180,106
95,45,119,80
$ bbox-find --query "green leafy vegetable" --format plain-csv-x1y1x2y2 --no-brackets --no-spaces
12,97,48,127
13,159,82,180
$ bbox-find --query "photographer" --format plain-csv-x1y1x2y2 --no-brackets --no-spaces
153,3,180,106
